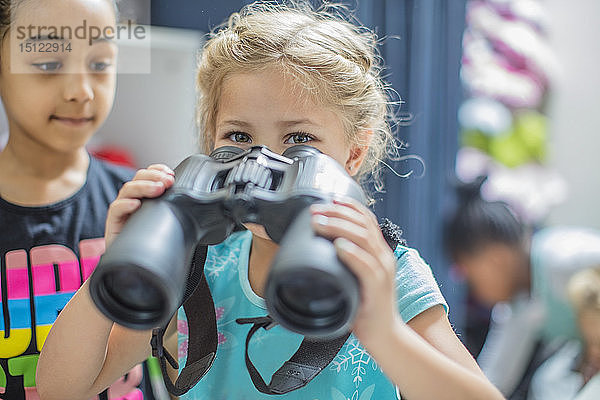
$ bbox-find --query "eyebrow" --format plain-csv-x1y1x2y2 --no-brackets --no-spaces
90,37,116,45
24,36,116,45
220,119,251,128
25,35,66,42
220,119,319,128
278,119,319,128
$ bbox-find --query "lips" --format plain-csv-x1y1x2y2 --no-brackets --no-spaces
50,115,95,125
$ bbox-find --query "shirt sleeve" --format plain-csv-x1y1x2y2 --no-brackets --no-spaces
394,245,448,323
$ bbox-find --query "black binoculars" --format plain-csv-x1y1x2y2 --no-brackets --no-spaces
89,145,366,338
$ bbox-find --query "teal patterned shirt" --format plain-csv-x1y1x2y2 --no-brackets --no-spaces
178,230,447,400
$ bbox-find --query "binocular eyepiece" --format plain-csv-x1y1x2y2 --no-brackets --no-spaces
89,145,366,338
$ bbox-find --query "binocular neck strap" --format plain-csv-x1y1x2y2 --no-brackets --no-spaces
231,219,402,395
151,244,217,397
236,316,351,395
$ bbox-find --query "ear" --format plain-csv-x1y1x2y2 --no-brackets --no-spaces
345,129,372,176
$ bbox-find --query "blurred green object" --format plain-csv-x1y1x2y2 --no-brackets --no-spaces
515,111,547,161
461,111,547,167
146,356,171,400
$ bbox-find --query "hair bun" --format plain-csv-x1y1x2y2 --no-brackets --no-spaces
455,175,487,203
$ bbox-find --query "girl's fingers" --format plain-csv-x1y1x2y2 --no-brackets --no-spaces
310,202,389,254
334,238,397,296
108,198,142,220
311,214,375,252
134,164,174,178
310,203,368,228
105,198,143,246
105,164,174,246
333,197,381,227
314,199,381,234
106,199,140,230
132,168,175,187
117,179,168,201
310,202,397,275
334,238,381,282
146,164,174,175
118,164,175,201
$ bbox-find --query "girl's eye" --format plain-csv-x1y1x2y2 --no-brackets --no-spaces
90,61,112,72
32,62,61,72
228,132,252,143
285,132,314,144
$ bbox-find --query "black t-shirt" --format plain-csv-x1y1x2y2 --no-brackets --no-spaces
0,156,153,399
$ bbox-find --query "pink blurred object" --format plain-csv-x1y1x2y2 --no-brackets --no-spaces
467,1,556,80
461,30,546,109
462,0,557,108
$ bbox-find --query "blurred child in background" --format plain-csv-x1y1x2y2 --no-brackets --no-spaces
444,176,600,399
528,266,600,399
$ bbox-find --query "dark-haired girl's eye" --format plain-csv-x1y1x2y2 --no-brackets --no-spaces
32,61,62,72
90,61,112,72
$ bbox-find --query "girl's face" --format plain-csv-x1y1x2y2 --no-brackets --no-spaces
0,0,117,154
213,69,367,240
455,243,525,306
214,69,365,172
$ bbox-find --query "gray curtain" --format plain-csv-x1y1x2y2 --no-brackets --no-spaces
356,0,467,328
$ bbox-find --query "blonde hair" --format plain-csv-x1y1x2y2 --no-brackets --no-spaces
567,266,600,314
195,1,399,192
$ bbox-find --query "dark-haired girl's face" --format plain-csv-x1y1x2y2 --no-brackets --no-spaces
0,0,117,154
455,242,525,305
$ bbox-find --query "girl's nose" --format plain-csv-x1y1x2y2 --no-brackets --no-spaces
63,73,94,103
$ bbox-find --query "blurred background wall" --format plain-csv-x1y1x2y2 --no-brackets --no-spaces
89,26,203,168
545,0,600,230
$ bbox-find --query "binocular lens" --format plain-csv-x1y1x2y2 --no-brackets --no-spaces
277,277,344,318
270,270,350,334
265,207,359,337
93,268,167,326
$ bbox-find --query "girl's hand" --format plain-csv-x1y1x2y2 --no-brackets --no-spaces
310,198,403,347
105,164,175,246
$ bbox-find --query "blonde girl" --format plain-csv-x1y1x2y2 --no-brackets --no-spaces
38,2,504,399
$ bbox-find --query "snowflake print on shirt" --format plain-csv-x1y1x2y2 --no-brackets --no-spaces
204,241,241,283
329,337,381,400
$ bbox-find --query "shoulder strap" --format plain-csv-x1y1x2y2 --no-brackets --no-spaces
150,244,217,397
235,316,351,394
152,218,404,396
